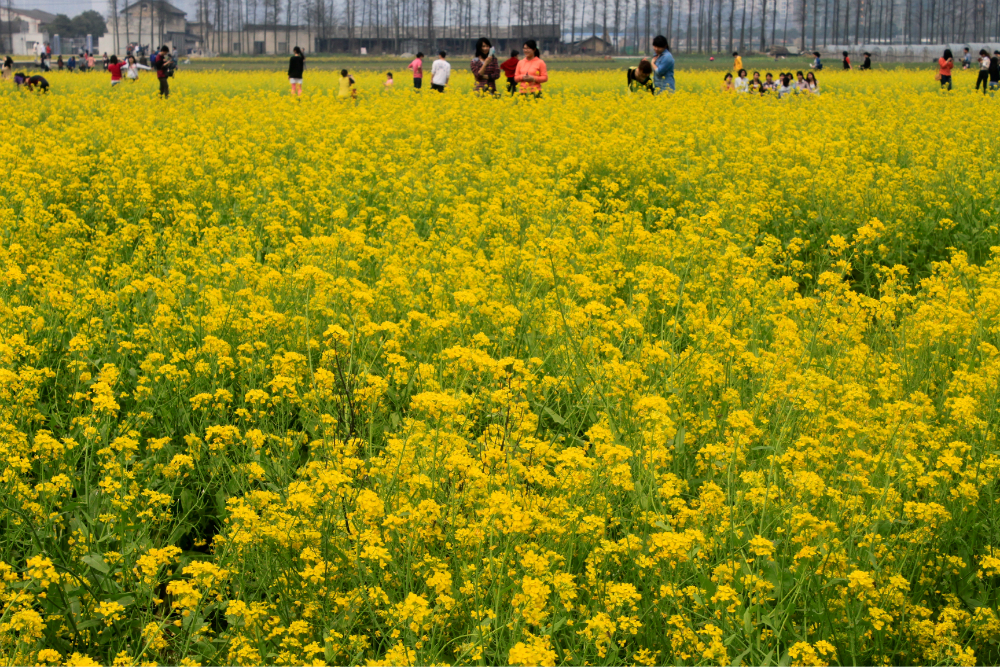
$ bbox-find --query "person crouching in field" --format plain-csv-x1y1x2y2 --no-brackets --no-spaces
14,72,49,92
339,69,356,98
288,46,305,97
627,60,654,93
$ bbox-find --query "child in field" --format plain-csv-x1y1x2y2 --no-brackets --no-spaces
501,50,519,95
339,69,356,98
627,60,654,93
125,55,151,81
431,51,451,92
749,71,763,93
385,72,394,88
733,51,742,71
811,51,823,70
962,47,972,69
721,72,735,91
734,68,749,92
288,46,305,97
108,55,125,86
408,52,423,89
842,51,851,69
938,49,954,90
861,52,871,69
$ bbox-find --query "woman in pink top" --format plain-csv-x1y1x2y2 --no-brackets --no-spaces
514,40,548,96
408,52,424,89
938,48,954,90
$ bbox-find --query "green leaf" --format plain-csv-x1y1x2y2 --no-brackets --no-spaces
543,406,566,425
82,553,109,574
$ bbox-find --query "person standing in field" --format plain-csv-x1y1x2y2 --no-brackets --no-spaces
288,46,305,97
108,55,125,86
811,51,823,69
86,53,96,71
471,38,500,93
648,35,675,93
514,40,548,96
860,52,871,69
431,51,451,92
408,52,424,90
990,51,1000,92
338,69,356,98
125,54,151,82
154,45,172,98
733,51,742,71
501,50,519,95
938,49,954,90
2,56,12,80
842,51,851,69
975,49,990,94
962,47,972,69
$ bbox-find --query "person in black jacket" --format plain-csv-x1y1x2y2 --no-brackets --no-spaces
989,51,1000,93
288,46,305,97
860,52,872,70
154,45,172,98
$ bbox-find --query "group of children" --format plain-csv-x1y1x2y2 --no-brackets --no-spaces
722,69,820,96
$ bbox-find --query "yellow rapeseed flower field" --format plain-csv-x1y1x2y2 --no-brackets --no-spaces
2,66,1000,666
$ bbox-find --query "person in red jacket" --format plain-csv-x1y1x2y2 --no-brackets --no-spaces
107,55,125,86
500,49,519,95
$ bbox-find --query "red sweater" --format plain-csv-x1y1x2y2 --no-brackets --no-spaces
501,57,519,79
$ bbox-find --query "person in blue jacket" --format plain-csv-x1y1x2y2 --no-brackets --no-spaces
648,35,675,93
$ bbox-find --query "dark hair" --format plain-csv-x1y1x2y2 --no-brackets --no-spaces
943,48,953,59
806,72,817,83
752,70,760,76
765,72,773,77
638,60,652,74
652,35,669,49
293,46,303,55
980,49,989,57
416,51,424,58
523,40,538,56
510,49,519,57
738,68,747,77
160,45,169,53
813,51,821,57
438,50,447,57
964,47,969,51
732,51,738,56
724,72,732,80
842,51,849,56
110,55,118,64
863,51,871,56
796,70,803,76
341,69,348,76
387,71,393,76
475,37,492,57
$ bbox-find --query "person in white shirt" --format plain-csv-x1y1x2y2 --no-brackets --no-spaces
734,68,749,92
431,51,451,92
976,49,991,94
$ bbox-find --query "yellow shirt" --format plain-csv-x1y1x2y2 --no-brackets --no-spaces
734,56,743,71
338,75,353,98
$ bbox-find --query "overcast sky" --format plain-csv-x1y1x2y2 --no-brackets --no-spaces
19,0,197,18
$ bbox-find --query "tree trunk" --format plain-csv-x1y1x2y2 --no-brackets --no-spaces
760,0,767,49
739,0,746,49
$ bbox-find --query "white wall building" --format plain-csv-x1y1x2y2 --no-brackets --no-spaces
0,7,55,55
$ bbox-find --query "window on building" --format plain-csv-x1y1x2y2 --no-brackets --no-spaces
232,42,241,52
254,41,265,54
278,42,286,52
